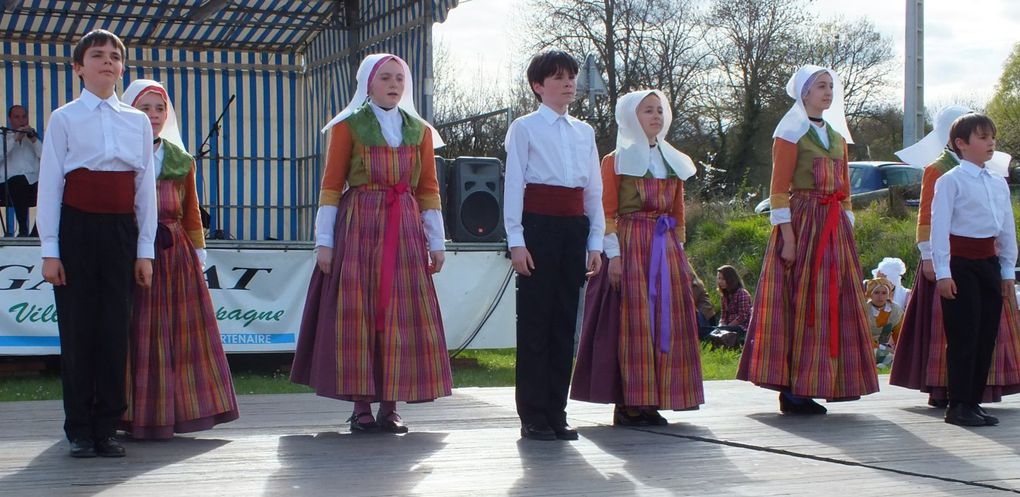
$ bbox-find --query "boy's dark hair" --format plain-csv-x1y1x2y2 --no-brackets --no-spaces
949,113,996,155
72,29,126,66
716,265,744,294
526,50,579,102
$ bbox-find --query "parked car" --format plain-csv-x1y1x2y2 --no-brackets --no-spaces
754,161,923,213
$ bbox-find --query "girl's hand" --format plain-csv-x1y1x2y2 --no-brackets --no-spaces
316,246,333,274
608,257,622,290
921,259,935,282
429,250,445,274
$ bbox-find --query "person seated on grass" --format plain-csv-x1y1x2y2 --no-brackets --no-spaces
705,265,752,349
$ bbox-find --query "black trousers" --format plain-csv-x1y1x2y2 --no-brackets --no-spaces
0,174,37,236
515,212,589,427
54,206,138,441
941,255,1002,405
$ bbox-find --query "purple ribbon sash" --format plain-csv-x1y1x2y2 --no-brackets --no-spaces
648,214,675,353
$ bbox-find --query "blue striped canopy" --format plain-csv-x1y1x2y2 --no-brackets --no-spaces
1,0,459,240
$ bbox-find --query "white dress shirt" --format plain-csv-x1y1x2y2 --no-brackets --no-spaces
0,132,42,183
930,159,1018,280
37,89,157,259
503,104,605,251
314,104,446,252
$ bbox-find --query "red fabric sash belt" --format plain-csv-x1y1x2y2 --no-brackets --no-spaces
949,235,996,259
62,168,136,214
523,184,584,217
805,191,847,359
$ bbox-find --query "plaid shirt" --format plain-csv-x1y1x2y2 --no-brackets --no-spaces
720,288,752,330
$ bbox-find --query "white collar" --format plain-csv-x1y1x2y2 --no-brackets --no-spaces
537,103,571,126
80,88,121,112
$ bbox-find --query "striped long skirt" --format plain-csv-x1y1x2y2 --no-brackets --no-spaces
291,187,453,402
123,184,239,439
890,261,1020,402
737,191,879,399
572,213,703,410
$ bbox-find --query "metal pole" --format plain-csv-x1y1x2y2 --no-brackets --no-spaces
422,0,435,122
904,0,924,147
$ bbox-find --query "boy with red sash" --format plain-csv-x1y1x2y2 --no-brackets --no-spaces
504,50,604,441
38,29,157,458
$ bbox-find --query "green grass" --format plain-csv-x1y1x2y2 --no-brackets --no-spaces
0,347,746,401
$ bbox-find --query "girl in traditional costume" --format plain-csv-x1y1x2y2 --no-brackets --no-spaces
121,79,239,439
571,89,703,426
291,54,452,434
736,65,879,414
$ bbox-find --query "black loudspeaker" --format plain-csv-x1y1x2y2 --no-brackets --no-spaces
447,157,505,242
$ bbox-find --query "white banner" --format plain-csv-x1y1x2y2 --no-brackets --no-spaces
0,244,515,355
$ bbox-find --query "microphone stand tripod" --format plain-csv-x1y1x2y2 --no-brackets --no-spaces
195,94,236,240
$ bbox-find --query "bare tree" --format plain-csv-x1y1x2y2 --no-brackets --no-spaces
705,0,807,190
800,18,895,126
522,0,710,155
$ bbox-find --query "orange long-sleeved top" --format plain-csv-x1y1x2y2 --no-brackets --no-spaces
179,162,205,248
317,119,440,211
601,154,686,243
768,129,852,213
915,151,959,244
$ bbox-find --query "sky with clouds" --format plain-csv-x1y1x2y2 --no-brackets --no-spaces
433,0,1020,111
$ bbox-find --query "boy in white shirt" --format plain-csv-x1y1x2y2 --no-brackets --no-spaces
38,29,157,457
931,113,1017,427
503,49,604,441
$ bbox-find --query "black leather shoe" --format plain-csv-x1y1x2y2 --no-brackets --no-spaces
348,412,379,433
973,404,999,426
613,406,649,426
927,396,949,408
802,398,828,415
641,409,669,426
378,412,409,434
520,423,556,441
69,438,96,458
944,404,987,427
551,424,579,441
94,437,126,457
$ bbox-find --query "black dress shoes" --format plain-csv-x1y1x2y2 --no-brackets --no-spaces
551,424,578,441
378,412,409,434
348,412,379,433
520,423,556,441
944,404,988,427
94,437,126,457
613,406,649,426
973,404,999,426
642,409,669,426
69,438,96,458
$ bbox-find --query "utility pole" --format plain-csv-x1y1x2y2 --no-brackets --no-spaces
904,0,924,147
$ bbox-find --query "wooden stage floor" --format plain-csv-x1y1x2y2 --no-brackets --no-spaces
1,376,1019,496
